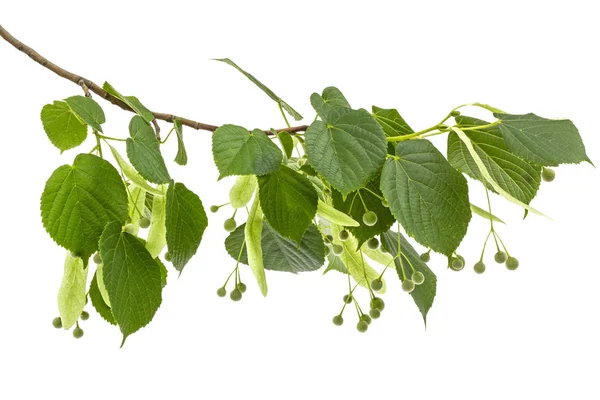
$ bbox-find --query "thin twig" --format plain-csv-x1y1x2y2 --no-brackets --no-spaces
0,24,308,135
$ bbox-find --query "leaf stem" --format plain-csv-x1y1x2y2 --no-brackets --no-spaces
97,134,127,142
278,102,291,129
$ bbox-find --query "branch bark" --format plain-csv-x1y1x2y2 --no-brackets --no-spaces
0,24,309,135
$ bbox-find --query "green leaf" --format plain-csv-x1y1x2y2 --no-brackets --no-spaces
214,58,303,121
225,222,325,273
108,144,164,196
470,203,506,225
89,271,116,325
40,101,87,152
316,200,360,227
380,230,437,324
258,165,318,245
165,182,208,272
380,140,471,256
146,188,167,258
372,106,414,137
229,175,257,209
41,154,129,260
245,198,268,296
305,107,387,195
332,178,395,248
124,186,146,237
99,221,163,346
57,252,89,329
340,234,386,293
494,113,591,166
126,116,171,184
277,131,294,159
64,96,105,133
212,125,283,179
95,263,111,307
310,87,351,122
323,253,347,275
102,82,155,123
173,119,188,166
448,116,541,204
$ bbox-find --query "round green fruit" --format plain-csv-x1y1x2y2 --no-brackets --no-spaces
367,237,379,250
230,289,242,302
360,314,372,325
332,244,344,256
224,218,237,232
332,315,344,326
343,294,353,304
362,211,378,227
542,167,556,182
412,271,425,285
369,308,381,319
210,205,219,213
93,252,102,265
52,317,62,329
370,278,383,292
138,217,151,229
338,230,350,241
80,311,89,321
494,251,507,264
237,282,247,293
216,287,227,298
164,252,172,262
370,297,385,311
451,257,465,271
402,279,415,293
356,320,369,333
73,327,84,339
419,252,430,263
506,256,519,271
474,261,486,274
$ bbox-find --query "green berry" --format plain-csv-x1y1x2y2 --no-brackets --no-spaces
237,282,247,293
542,167,556,182
230,289,242,302
93,252,102,265
138,217,151,229
381,198,389,208
369,308,381,319
224,218,237,232
367,237,379,250
80,311,89,321
210,205,219,213
164,252,172,262
332,244,344,256
362,211,378,227
402,279,415,293
451,257,465,271
370,278,383,292
332,315,344,326
506,256,519,271
52,317,62,329
360,314,372,325
343,294,353,304
420,252,430,262
338,230,350,241
412,271,425,285
217,287,227,297
124,223,136,234
370,297,385,311
324,246,331,257
356,320,369,333
325,234,334,243
494,251,507,264
73,326,84,339
451,110,461,117
474,261,486,274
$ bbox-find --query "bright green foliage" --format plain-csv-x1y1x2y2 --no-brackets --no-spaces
470,203,506,225
306,88,387,195
372,106,414,137
310,87,351,121
381,140,471,256
126,116,171,184
89,273,116,325
277,131,294,159
212,125,283,179
494,113,591,166
108,144,163,196
102,82,155,123
338,234,386,293
214,58,303,121
506,256,519,270
229,175,257,209
323,254,347,275
316,200,360,227
542,167,556,182
448,116,541,204
166,182,208,272
57,252,88,330
64,96,105,132
245,198,268,296
41,154,128,260
146,190,167,258
41,101,87,152
99,221,163,345
173,119,188,166
258,165,317,244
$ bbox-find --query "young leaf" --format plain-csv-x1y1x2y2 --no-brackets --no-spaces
108,144,164,196
245,198,268,296
212,125,283,179
57,252,89,330
332,178,395,248
340,235,386,293
225,222,325,273
41,154,128,260
64,96,105,133
95,263,111,307
470,203,506,225
146,188,167,259
381,140,471,256
165,182,208,272
316,200,360,227
89,272,116,325
310,87,352,121
126,116,171,184
323,253,348,275
214,58,303,121
99,221,163,345
372,106,414,137
258,165,318,245
305,107,387,195
380,230,437,325
448,116,541,204
277,131,294,159
40,101,87,152
494,113,591,166
173,119,188,166
102,82,155,123
229,175,257,209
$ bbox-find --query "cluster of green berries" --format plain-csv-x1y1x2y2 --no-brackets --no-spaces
332,295,386,333
51,310,89,339
400,271,425,294
494,251,519,270
217,278,247,302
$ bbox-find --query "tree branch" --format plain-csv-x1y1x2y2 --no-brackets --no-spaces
0,24,309,135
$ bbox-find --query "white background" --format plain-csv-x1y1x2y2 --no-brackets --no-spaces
1,1,599,399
